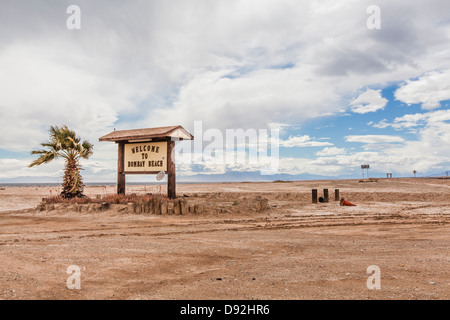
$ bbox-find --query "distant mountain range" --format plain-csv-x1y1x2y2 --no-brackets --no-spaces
1,170,448,184
0,176,63,184
0,172,375,184
176,171,341,182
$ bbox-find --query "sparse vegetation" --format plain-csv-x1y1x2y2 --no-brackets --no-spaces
359,178,379,183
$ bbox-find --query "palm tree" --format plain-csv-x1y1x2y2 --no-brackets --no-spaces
29,126,93,198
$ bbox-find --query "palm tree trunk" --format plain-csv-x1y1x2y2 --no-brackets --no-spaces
61,159,84,198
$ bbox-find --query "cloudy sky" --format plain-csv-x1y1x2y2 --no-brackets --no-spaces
1,0,450,182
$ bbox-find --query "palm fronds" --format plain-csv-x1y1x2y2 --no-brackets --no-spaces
29,125,93,198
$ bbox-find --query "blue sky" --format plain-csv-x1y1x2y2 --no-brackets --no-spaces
1,0,450,182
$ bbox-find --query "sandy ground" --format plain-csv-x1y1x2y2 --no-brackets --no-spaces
0,178,449,300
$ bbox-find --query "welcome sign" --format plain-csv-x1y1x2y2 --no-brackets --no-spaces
100,125,193,198
124,141,167,173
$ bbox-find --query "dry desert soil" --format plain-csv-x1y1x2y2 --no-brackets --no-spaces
0,178,449,300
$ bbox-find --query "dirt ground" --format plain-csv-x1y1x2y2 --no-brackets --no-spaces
0,178,449,300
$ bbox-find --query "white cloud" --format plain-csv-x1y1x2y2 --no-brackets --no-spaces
373,109,450,130
360,143,403,151
170,111,450,178
279,135,333,148
1,0,450,180
349,89,388,114
395,70,450,110
145,67,344,131
0,158,64,180
311,118,450,175
2,1,449,137
345,135,405,143
316,147,346,156
0,42,137,152
135,0,450,131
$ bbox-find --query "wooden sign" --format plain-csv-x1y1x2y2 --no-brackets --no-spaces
99,125,194,199
124,141,167,173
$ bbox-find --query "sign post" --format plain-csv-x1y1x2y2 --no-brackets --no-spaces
118,142,125,195
167,140,176,200
99,126,194,199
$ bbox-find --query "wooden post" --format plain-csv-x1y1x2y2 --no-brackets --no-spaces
154,196,161,215
161,200,168,215
180,199,188,215
312,189,318,204
323,189,329,203
117,142,125,195
335,189,340,201
174,200,181,215
167,140,176,199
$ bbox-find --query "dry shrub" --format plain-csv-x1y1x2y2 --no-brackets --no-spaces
101,194,170,204
44,195,91,204
44,193,170,205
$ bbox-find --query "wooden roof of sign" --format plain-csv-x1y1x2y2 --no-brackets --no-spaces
99,125,194,142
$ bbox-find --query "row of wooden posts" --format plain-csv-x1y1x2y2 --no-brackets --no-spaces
312,188,340,203
130,197,205,215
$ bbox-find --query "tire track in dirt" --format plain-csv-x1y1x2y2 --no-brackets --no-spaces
3,213,447,244
78,219,448,239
